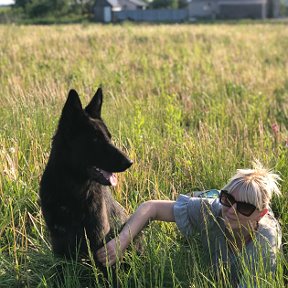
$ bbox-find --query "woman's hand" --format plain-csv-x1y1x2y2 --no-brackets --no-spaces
96,237,124,266
96,200,175,266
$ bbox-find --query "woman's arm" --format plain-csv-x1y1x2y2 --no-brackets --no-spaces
96,200,175,266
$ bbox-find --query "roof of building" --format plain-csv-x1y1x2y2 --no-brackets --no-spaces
106,0,120,7
97,0,147,7
128,0,148,6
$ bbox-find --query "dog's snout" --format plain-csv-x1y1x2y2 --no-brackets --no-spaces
104,144,133,172
122,157,133,170
127,159,133,168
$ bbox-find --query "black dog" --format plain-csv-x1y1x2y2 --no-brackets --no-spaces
40,88,132,266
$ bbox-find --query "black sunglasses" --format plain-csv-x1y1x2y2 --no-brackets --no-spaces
219,190,256,217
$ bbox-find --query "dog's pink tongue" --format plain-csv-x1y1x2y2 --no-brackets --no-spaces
110,173,117,186
101,170,118,186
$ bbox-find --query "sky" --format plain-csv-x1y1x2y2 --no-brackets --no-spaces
0,0,14,5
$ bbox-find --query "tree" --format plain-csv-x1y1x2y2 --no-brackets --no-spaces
14,0,95,18
17,0,71,17
14,0,31,8
26,0,52,17
178,0,189,8
149,0,189,9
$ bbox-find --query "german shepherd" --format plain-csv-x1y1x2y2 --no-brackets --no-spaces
39,88,132,267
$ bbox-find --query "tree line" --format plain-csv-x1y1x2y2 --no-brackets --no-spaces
12,0,189,19
13,0,95,18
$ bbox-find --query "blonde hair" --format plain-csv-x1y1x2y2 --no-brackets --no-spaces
222,160,281,210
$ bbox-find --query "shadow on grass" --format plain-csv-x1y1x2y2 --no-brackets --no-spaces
0,249,112,288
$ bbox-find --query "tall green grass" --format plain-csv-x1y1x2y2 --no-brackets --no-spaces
0,23,287,287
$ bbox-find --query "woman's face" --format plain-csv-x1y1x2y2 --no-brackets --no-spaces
221,190,264,230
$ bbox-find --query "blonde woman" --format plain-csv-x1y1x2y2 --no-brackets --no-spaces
96,161,282,286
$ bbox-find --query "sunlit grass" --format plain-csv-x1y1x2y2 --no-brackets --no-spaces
0,23,287,287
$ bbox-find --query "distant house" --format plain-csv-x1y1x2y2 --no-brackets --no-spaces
94,0,280,22
188,0,280,19
94,0,120,23
94,0,147,22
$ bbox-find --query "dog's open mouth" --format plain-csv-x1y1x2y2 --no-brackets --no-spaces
93,168,118,186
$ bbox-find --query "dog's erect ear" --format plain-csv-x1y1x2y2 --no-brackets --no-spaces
60,89,83,122
62,89,82,113
85,88,103,119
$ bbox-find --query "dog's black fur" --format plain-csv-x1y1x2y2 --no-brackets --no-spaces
39,88,132,265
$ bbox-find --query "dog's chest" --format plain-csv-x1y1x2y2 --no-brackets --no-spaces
82,184,111,237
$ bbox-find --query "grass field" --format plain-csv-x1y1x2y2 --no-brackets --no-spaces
0,23,287,287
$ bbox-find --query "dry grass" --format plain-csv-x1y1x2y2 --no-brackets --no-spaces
0,23,287,287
